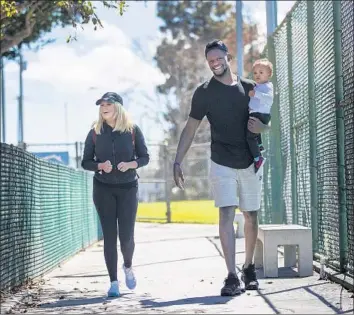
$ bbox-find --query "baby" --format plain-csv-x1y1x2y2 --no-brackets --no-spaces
247,58,274,173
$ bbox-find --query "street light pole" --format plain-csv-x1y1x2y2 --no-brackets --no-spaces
0,57,5,143
236,0,244,77
18,47,27,147
64,102,69,142
266,1,278,36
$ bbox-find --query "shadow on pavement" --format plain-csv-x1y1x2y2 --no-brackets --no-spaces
39,293,132,308
255,266,300,279
256,290,280,314
53,273,107,279
341,310,354,314
259,281,326,295
304,286,353,314
140,295,233,308
53,255,222,279
258,282,353,315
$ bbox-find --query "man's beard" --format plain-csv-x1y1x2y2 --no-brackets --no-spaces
213,65,228,77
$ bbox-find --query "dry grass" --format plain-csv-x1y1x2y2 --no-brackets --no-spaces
137,200,239,224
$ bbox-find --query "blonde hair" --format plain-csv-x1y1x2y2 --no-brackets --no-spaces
93,102,134,134
252,58,273,78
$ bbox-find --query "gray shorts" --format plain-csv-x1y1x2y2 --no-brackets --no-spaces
209,160,263,211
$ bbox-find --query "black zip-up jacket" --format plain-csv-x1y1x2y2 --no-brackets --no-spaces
81,123,149,185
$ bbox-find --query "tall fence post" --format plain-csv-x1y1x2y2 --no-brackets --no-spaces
267,36,285,224
75,141,80,168
236,0,243,77
307,0,319,252
286,13,298,224
333,0,348,273
18,48,25,145
163,143,171,223
0,57,5,143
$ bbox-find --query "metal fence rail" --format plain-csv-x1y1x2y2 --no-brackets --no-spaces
0,143,102,292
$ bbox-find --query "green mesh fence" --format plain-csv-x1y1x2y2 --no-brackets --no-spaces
273,22,291,224
313,1,340,267
293,70,312,225
290,0,310,227
341,0,354,277
261,0,353,277
259,46,273,225
0,143,102,292
260,129,272,224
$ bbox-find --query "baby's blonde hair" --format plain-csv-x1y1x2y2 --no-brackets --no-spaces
252,58,273,78
92,102,134,134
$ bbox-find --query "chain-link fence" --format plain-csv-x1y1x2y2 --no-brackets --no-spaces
136,141,214,223
134,143,169,222
260,0,353,277
1,1,352,293
0,143,102,293
341,0,354,278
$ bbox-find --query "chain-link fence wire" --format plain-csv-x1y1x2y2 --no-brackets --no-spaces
259,47,273,225
135,143,166,203
129,141,212,222
290,1,309,227
134,142,168,221
0,143,102,292
313,0,340,267
262,0,353,276
341,0,354,277
260,130,273,224
273,22,292,224
166,142,212,202
135,140,213,223
291,2,312,228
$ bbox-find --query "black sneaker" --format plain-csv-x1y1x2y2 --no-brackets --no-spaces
241,264,259,290
220,273,242,296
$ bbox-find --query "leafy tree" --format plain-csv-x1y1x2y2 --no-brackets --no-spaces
155,1,261,199
155,0,260,145
0,0,127,56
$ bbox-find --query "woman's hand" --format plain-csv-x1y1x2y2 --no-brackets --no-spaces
98,160,112,173
117,161,138,172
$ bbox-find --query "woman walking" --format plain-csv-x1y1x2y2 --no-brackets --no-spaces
81,92,150,297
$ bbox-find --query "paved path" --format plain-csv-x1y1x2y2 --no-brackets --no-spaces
5,223,353,314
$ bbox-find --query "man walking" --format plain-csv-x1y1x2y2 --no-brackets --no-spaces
173,39,269,296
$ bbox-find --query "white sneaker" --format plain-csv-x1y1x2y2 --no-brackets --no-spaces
123,264,137,290
107,280,120,297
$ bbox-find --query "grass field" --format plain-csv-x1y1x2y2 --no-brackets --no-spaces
137,200,240,224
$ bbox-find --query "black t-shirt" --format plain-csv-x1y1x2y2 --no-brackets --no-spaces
189,76,256,169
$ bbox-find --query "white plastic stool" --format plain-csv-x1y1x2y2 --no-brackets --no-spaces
254,224,313,278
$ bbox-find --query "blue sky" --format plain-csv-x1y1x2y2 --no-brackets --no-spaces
2,1,295,159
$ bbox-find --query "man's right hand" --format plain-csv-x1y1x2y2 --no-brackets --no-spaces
172,117,201,190
98,160,112,173
173,162,185,190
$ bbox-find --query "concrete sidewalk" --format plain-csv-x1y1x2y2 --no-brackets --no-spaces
6,223,353,314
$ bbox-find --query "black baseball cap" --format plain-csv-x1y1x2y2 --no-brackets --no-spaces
95,92,123,106
205,39,228,57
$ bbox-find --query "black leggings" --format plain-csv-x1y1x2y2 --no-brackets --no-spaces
93,179,138,282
